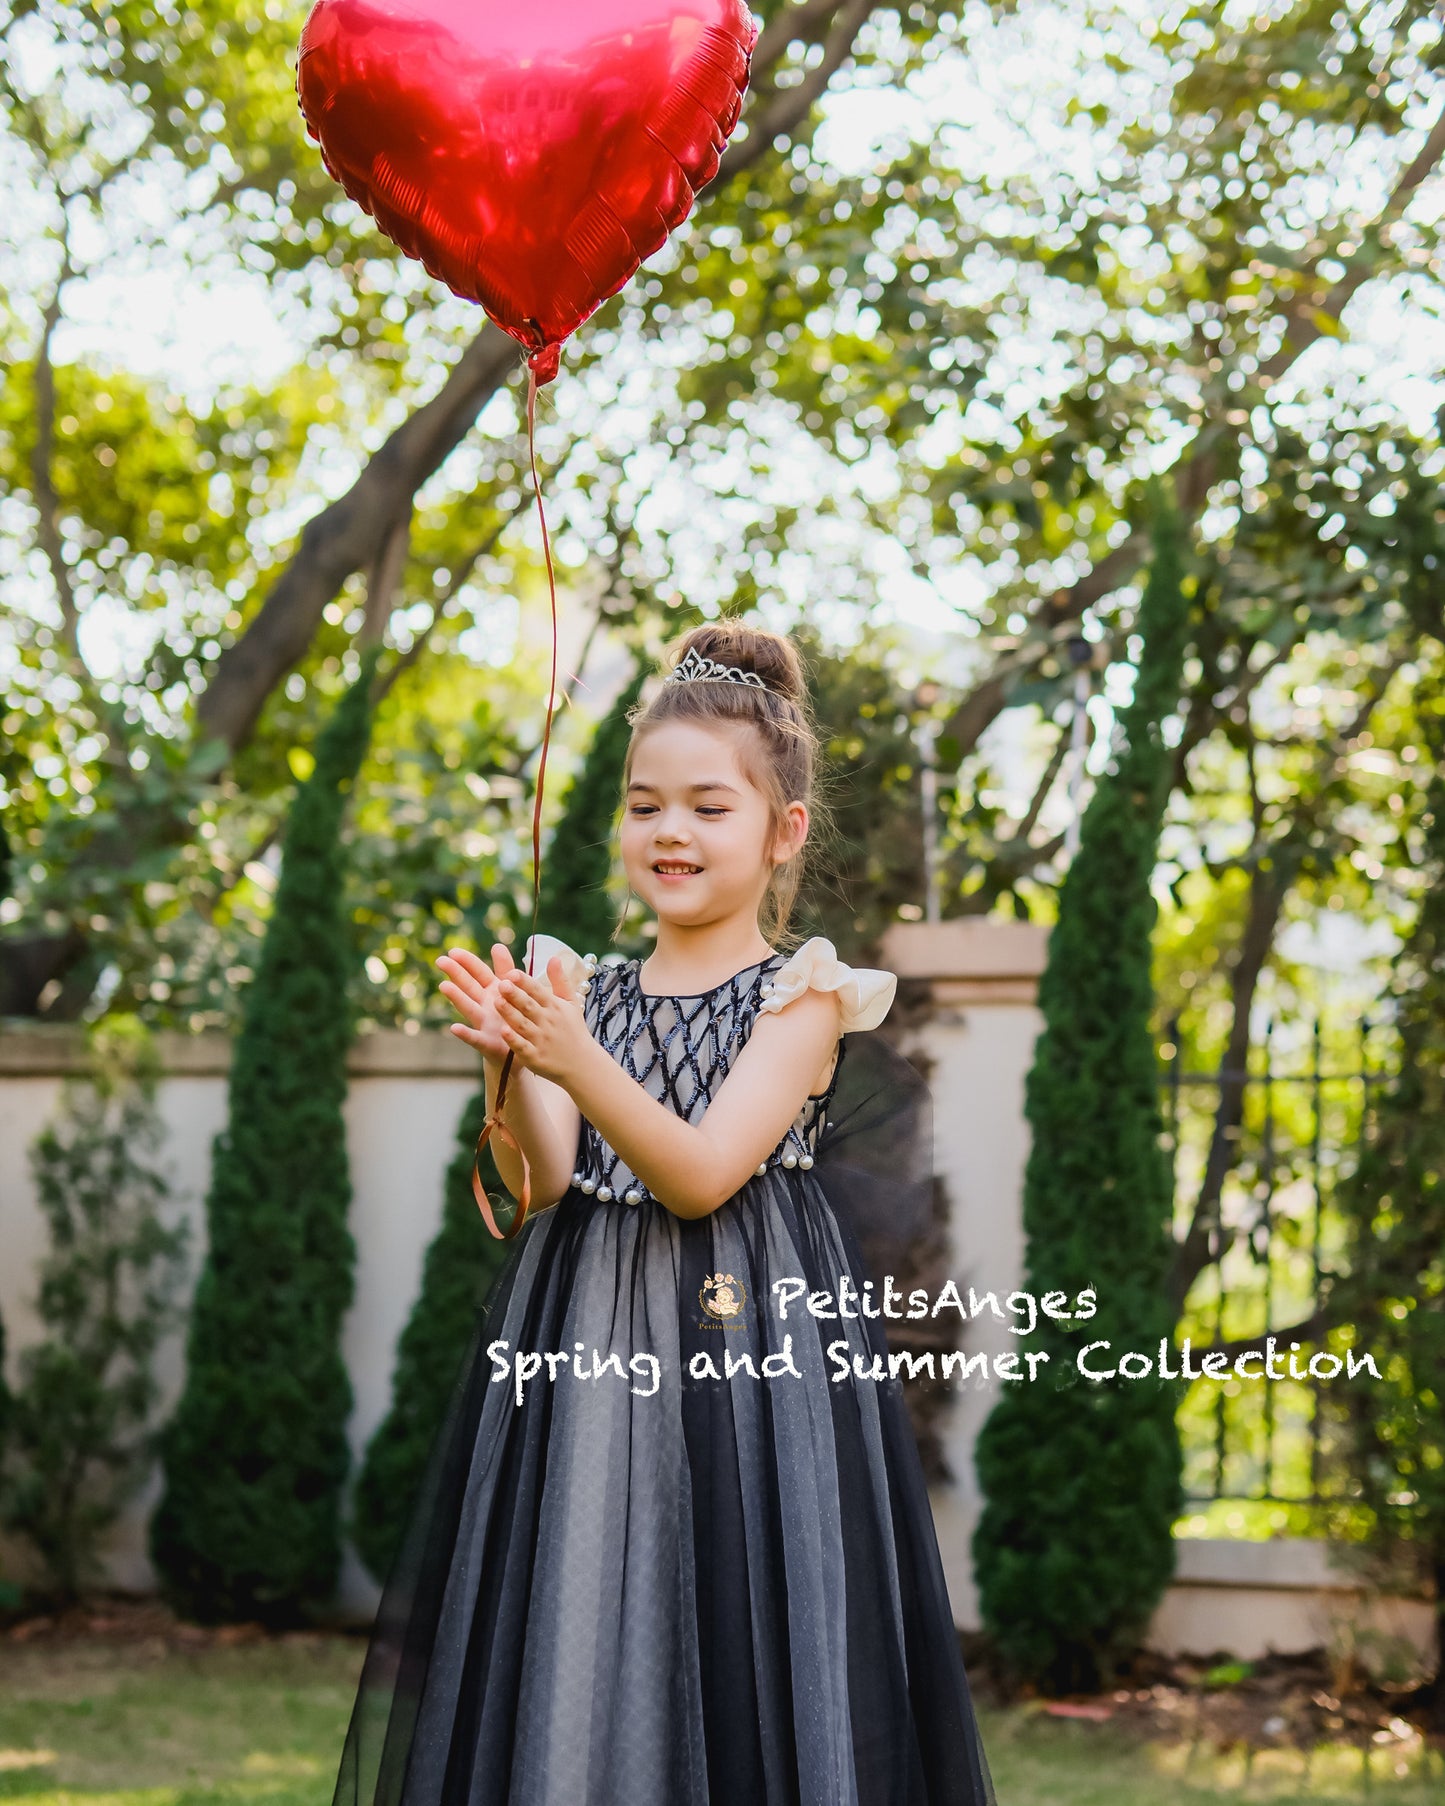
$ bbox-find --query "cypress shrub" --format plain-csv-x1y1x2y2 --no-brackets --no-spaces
972,499,1191,1693
348,1090,508,1582
0,1015,187,1605
536,659,646,953
0,1313,10,1474
1323,652,1445,1714
349,662,642,1581
0,1313,20,1615
149,647,382,1625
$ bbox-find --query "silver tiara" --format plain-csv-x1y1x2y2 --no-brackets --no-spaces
664,646,770,691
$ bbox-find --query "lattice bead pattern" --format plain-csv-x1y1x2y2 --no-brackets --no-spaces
568,953,842,1206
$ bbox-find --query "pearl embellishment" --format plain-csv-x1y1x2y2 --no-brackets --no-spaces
596,1185,613,1202
581,1178,596,1194
756,1161,768,1175
624,1187,643,1205
799,1153,814,1169
782,1150,798,1168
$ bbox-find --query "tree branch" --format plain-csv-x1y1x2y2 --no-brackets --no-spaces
1257,97,1445,387
192,2,887,760
1184,1304,1342,1363
370,491,535,704
1167,645,1417,1314
1006,715,1074,849
31,249,81,661
1168,637,1290,794
940,97,1445,757
751,0,849,71
195,324,520,751
361,510,412,647
719,0,875,183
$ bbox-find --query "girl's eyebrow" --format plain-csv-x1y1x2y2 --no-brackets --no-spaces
626,780,742,796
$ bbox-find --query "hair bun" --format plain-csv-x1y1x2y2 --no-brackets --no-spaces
624,619,830,952
672,623,806,707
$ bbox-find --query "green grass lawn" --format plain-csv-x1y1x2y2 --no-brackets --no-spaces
0,1635,357,1806
986,1705,1443,1804
0,1633,1440,1805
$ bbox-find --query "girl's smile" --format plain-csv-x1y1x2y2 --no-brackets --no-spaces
620,719,804,937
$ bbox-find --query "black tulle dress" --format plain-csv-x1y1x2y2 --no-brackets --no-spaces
332,936,999,1806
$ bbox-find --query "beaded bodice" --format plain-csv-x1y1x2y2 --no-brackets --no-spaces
568,952,845,1207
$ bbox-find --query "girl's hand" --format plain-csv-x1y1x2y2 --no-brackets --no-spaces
436,942,520,1063
493,955,592,1087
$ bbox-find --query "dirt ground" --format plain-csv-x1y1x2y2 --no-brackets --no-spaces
1,1594,331,1647
2,1594,1439,1766
960,1628,1444,1760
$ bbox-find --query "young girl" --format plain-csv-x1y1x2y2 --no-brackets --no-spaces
332,624,998,1806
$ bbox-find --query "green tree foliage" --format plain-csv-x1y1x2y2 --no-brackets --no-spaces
536,660,647,955
971,500,1191,1692
0,1015,188,1605
5,2,1442,1048
342,670,544,1030
0,0,926,1022
793,624,939,959
346,669,649,1582
656,0,1445,967
148,645,381,1624
348,1092,512,1585
1322,649,1445,1718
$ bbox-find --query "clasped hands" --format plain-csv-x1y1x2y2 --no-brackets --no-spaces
436,943,593,1088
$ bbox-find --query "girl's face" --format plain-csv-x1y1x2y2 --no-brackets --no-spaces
620,719,805,932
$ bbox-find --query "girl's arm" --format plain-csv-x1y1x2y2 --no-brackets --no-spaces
493,966,842,1219
439,946,582,1209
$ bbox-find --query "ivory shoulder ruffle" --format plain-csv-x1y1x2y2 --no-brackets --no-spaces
522,932,598,995
756,935,896,1033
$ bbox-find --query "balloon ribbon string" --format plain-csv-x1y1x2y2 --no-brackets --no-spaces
472,359,561,1239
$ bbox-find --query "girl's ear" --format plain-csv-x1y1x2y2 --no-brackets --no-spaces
771,801,808,866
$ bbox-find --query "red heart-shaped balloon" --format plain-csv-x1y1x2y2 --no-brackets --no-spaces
297,0,757,379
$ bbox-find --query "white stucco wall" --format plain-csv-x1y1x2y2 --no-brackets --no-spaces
0,1023,477,1617
0,925,1435,1672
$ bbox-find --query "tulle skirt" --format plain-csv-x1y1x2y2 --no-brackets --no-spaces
332,1164,998,1806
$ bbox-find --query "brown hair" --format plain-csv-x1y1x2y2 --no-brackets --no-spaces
618,622,835,949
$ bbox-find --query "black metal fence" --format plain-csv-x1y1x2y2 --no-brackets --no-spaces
1161,1007,1390,1507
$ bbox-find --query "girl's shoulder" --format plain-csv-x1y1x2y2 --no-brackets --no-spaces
756,935,896,1033
522,931,897,1033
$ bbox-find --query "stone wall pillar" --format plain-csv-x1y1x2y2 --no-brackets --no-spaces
878,920,1049,1630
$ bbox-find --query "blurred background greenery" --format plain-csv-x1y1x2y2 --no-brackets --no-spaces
3,0,1440,1042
